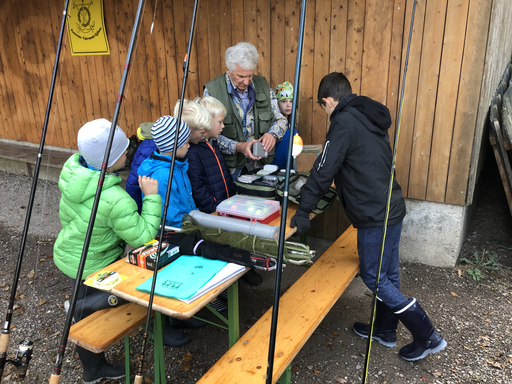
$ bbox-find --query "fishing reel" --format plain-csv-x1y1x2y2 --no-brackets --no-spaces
5,340,33,380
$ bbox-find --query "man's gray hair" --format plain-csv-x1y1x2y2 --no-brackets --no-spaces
225,42,259,71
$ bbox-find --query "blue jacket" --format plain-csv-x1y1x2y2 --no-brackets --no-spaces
138,152,197,228
126,139,158,213
271,127,297,169
186,139,236,213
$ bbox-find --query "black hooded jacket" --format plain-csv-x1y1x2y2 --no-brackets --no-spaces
299,94,406,228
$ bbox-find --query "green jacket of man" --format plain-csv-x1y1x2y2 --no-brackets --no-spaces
205,74,276,169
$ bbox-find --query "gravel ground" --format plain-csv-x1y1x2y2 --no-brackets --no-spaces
0,153,511,384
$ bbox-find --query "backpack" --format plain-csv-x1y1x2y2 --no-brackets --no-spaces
276,173,338,214
235,169,282,200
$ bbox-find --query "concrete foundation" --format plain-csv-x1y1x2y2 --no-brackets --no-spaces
400,198,472,268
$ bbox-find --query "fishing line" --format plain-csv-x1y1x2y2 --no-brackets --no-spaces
362,1,417,382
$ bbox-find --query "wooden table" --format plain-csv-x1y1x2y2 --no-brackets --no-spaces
86,203,310,383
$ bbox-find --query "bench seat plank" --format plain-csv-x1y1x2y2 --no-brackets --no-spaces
69,302,152,353
197,226,359,384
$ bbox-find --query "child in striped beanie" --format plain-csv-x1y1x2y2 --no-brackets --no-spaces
138,115,197,229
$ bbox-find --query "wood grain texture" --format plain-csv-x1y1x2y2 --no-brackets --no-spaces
1,0,504,224
394,0,426,194
197,226,359,384
445,0,491,205
69,303,152,353
407,0,447,200
466,0,512,205
360,0,393,104
426,0,469,203
386,0,406,148
86,258,247,320
270,0,286,88
329,0,348,74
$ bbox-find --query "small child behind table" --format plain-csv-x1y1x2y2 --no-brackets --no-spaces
137,115,209,337
186,95,236,213
126,122,157,213
53,119,162,383
138,115,196,228
271,81,296,170
174,98,212,145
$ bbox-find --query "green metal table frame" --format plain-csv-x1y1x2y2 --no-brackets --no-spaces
123,280,240,383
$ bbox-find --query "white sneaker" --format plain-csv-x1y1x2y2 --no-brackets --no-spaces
64,300,70,314
63,300,76,324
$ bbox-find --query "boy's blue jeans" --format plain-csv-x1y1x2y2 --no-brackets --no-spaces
357,221,408,310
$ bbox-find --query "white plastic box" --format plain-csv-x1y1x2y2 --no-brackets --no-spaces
216,195,281,224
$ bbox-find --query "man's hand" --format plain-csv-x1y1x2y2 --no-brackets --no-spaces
259,132,277,152
139,175,159,196
290,208,311,235
236,139,262,160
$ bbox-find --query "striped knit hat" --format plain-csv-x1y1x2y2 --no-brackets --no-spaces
151,115,191,153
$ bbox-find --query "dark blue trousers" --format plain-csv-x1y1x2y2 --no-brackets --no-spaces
357,220,408,310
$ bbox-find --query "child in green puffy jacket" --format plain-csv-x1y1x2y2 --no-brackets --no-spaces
53,118,163,384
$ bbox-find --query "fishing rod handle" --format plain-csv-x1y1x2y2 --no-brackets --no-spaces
0,331,9,356
0,331,9,375
134,374,143,383
49,374,60,383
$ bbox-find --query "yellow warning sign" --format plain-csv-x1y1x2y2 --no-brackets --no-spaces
67,0,110,56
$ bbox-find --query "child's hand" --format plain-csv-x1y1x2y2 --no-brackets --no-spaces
139,175,159,196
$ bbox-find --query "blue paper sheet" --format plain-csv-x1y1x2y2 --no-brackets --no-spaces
136,255,228,300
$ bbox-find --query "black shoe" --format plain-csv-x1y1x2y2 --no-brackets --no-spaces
163,325,191,347
395,298,447,361
353,322,397,348
241,269,263,286
149,321,191,347
209,298,228,313
168,316,207,328
353,299,398,348
77,347,125,384
218,290,228,301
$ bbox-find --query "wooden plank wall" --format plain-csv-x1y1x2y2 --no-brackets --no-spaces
466,0,512,205
0,0,506,239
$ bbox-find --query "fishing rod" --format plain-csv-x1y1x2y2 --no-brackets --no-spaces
265,0,307,382
362,0,417,383
48,1,147,382
133,1,199,382
0,0,71,380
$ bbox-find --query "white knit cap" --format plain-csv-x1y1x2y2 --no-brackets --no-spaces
77,118,130,170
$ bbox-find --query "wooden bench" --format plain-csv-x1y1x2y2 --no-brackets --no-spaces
197,225,359,384
68,302,159,384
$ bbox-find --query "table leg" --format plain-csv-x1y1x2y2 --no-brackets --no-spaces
278,364,292,384
153,313,166,384
227,280,239,347
124,335,131,384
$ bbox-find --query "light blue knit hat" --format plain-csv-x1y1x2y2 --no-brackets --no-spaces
151,115,191,153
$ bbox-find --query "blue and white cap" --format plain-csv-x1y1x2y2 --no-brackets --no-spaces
151,115,191,153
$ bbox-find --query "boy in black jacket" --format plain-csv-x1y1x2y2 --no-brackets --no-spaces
290,72,446,361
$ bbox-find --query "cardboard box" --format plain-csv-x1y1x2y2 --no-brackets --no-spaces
128,241,180,271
